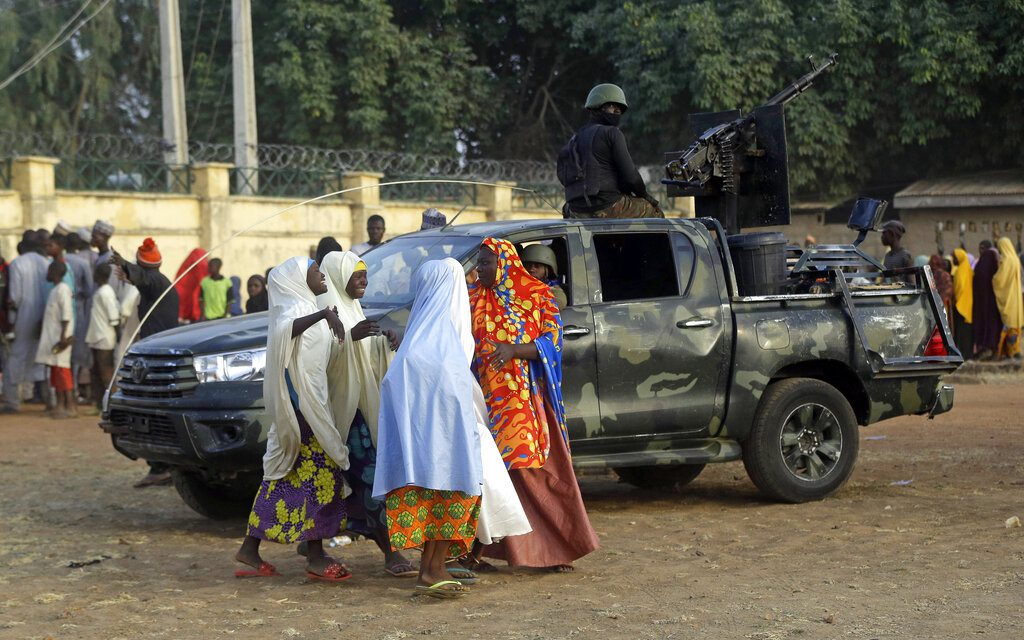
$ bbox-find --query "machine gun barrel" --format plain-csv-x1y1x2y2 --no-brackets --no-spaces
764,52,838,107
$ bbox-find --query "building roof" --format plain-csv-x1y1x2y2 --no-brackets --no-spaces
895,171,1024,209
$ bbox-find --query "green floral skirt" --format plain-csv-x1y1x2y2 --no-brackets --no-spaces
385,486,481,558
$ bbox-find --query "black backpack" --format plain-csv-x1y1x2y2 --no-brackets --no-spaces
557,124,601,206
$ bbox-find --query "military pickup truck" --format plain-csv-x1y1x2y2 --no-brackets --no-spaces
101,217,960,518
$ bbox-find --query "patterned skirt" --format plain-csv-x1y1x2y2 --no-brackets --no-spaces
343,411,387,539
385,486,481,558
247,409,347,544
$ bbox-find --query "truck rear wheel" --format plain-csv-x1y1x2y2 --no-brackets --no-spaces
742,378,858,503
172,470,259,520
614,464,706,491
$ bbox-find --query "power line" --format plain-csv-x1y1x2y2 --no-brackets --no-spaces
0,0,112,93
0,0,83,18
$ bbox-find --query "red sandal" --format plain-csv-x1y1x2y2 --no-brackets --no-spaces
307,562,352,583
234,561,280,578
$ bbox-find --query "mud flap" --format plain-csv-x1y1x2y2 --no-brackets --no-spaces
928,384,955,419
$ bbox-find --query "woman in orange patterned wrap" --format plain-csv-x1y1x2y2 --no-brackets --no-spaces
468,237,598,571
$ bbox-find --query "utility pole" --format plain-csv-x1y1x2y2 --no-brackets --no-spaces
232,0,258,194
158,0,189,169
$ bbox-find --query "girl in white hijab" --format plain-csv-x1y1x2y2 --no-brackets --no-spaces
234,257,352,582
319,250,417,576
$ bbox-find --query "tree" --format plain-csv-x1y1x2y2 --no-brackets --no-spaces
2,0,1023,201
571,0,1024,198
0,0,159,140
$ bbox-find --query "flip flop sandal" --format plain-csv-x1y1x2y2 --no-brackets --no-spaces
307,562,352,583
445,565,479,585
234,561,280,578
414,580,469,599
464,557,498,573
385,561,419,577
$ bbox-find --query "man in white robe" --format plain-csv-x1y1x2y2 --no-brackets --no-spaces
2,235,51,412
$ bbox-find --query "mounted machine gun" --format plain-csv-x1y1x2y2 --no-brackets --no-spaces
664,53,838,234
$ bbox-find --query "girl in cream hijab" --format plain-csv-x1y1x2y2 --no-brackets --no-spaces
234,257,352,581
319,250,415,576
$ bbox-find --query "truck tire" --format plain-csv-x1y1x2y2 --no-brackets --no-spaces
742,378,858,503
614,464,706,491
172,470,258,520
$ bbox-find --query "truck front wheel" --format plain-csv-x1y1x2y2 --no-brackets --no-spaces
614,464,706,491
742,378,859,503
172,470,259,520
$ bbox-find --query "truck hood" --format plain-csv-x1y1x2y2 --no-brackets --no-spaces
129,306,400,356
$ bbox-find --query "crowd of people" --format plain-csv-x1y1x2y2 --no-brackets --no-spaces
0,222,255,420
880,222,1024,360
234,239,597,598
2,221,125,419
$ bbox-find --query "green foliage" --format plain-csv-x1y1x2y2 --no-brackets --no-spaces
2,0,1023,197
0,0,158,137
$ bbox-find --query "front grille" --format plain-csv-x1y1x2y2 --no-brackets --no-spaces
117,354,198,399
110,409,180,447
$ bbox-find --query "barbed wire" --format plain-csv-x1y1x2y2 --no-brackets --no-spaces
0,130,682,195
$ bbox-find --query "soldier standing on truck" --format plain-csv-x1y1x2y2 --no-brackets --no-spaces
558,83,663,219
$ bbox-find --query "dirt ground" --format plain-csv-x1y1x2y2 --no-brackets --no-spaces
1,383,1022,640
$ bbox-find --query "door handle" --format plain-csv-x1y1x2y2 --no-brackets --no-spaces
563,325,591,337
677,317,713,329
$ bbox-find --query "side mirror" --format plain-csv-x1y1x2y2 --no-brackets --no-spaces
848,198,889,246
848,197,888,232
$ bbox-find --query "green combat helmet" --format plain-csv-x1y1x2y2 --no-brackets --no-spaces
585,83,628,111
521,244,558,276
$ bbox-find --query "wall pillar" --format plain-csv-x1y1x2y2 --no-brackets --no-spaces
480,180,515,221
343,172,384,248
192,162,233,250
11,156,60,230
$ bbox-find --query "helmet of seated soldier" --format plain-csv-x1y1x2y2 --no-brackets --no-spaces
521,244,558,277
585,83,628,111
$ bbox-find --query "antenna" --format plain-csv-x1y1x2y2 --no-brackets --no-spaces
441,204,470,230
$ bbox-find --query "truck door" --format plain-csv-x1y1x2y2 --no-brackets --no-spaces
508,228,602,446
584,225,726,440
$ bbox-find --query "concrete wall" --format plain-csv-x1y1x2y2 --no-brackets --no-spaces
1,157,693,297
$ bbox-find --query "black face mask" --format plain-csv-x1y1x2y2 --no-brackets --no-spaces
591,110,622,127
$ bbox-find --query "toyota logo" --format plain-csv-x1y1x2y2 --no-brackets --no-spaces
131,360,147,384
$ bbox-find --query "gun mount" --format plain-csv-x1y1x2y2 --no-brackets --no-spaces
663,53,838,234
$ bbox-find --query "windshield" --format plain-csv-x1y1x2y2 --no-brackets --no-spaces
360,235,481,307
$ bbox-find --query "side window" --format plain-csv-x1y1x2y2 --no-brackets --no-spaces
594,233,679,302
672,232,696,295
515,236,571,304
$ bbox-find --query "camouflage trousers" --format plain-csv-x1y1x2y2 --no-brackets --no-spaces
565,194,664,219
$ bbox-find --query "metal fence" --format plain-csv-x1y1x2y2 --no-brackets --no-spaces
230,166,345,199
379,175,479,205
0,131,683,209
515,183,565,212
55,158,191,193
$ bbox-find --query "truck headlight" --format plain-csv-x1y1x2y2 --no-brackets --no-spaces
193,348,267,383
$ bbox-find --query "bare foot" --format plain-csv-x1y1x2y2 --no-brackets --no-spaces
234,547,263,570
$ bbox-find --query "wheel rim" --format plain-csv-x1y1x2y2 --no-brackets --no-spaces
778,402,843,482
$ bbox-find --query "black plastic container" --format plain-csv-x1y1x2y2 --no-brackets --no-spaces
727,232,788,296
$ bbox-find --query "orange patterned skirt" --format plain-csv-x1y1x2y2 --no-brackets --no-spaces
385,486,481,558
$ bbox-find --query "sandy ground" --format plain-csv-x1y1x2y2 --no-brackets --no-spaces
1,383,1022,640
